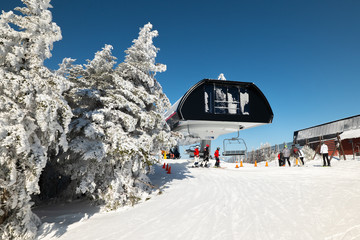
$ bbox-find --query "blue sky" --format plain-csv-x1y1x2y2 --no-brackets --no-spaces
2,0,360,151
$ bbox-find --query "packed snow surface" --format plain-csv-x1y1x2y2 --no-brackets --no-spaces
35,157,360,240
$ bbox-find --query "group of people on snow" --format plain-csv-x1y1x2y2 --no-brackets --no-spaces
193,145,221,168
278,142,330,167
278,145,305,167
190,142,331,168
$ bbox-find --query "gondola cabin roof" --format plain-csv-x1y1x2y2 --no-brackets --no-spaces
165,79,273,142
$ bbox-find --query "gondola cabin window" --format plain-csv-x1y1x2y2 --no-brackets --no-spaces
204,84,249,115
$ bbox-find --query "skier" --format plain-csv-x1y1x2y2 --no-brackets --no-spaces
193,146,200,167
214,147,220,167
292,145,300,166
299,147,305,166
292,145,299,157
201,144,210,167
320,142,330,166
278,151,284,166
170,146,180,159
282,145,291,167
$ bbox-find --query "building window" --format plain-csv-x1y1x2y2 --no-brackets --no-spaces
204,84,249,115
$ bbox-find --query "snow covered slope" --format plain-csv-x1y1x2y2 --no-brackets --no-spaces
35,158,360,240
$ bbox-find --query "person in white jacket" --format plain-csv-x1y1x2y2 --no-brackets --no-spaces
298,148,305,165
320,142,330,166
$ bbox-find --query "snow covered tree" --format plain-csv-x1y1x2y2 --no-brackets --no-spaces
301,145,316,162
117,23,178,169
58,45,121,204
0,0,72,239
259,143,277,162
120,22,170,114
62,23,178,210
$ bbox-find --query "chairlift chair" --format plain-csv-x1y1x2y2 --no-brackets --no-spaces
222,131,248,157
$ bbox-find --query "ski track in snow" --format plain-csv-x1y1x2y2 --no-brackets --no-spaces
35,158,360,240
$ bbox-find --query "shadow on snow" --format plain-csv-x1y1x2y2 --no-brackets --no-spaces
148,160,194,192
34,160,193,239
33,199,100,239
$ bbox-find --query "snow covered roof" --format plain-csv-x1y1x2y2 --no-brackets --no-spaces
294,114,360,143
339,129,360,140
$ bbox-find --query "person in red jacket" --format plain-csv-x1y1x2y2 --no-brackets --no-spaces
214,147,220,167
194,146,200,166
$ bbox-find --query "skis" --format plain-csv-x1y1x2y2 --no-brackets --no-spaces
191,163,212,168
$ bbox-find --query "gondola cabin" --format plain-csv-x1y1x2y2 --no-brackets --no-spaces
165,79,273,142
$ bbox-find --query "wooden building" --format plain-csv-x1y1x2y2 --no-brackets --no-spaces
293,115,360,159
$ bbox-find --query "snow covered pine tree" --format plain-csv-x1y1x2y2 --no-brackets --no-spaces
115,23,179,206
62,23,178,211
0,0,72,239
